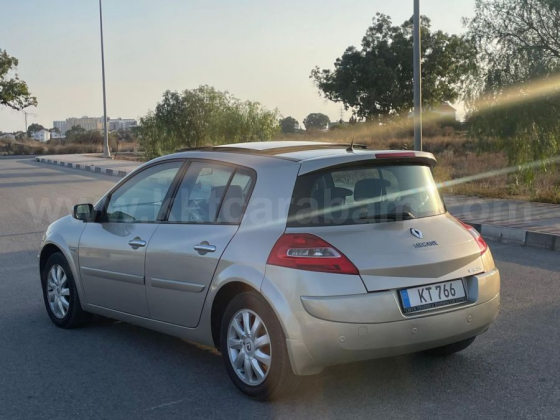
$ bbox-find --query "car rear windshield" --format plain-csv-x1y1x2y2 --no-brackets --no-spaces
287,163,446,226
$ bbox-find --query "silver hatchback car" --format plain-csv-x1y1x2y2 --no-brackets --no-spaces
40,141,500,400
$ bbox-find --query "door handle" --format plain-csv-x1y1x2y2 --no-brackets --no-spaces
194,242,216,254
128,238,146,248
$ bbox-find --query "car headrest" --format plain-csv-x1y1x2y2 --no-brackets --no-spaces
354,178,390,202
311,187,353,207
222,185,243,201
210,186,228,202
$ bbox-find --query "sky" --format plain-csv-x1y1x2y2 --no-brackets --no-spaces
0,0,476,133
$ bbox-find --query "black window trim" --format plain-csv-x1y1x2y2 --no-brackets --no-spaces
96,158,188,224
159,157,257,226
93,157,257,226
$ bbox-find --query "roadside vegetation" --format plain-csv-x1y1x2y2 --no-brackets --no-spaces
137,86,280,160
288,121,560,204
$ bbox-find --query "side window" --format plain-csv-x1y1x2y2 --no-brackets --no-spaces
169,162,234,223
105,161,183,223
217,168,254,223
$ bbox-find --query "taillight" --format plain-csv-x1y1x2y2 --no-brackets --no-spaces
457,219,488,255
267,234,359,275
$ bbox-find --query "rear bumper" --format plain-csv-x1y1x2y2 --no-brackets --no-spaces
261,267,500,376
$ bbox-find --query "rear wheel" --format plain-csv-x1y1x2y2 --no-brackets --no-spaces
41,252,92,328
424,336,476,357
220,291,299,400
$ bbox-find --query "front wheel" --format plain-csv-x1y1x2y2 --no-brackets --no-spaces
41,252,92,328
220,291,299,400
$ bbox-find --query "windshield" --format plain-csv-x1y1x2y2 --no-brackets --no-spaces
288,164,446,227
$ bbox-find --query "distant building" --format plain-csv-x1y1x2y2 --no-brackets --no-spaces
65,116,103,132
408,101,457,122
31,129,51,142
53,120,67,135
108,118,137,131
50,129,64,139
431,102,457,121
53,116,137,134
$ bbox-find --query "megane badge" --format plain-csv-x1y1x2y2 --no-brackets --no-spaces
410,228,423,239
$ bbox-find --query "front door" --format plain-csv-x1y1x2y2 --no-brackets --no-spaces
145,161,255,327
79,160,184,316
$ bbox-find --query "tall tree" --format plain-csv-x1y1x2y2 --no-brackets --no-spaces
139,86,280,160
303,113,330,131
0,49,37,110
280,116,299,133
27,123,44,137
466,0,560,173
311,14,477,121
64,125,87,140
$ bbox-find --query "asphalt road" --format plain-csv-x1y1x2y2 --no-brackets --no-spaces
1,157,559,419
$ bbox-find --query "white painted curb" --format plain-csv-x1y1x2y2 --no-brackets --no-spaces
35,156,129,178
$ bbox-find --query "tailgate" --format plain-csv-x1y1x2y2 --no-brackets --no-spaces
287,213,484,292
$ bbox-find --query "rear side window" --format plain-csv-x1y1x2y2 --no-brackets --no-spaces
288,164,445,226
217,169,254,223
169,162,254,224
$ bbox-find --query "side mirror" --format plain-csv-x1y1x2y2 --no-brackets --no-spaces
73,203,94,222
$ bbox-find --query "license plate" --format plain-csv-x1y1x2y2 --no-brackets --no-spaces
400,279,467,314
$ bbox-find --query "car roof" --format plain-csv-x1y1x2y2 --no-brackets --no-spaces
168,141,436,175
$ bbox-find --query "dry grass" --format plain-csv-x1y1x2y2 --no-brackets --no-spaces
0,139,139,157
297,124,560,204
2,128,558,204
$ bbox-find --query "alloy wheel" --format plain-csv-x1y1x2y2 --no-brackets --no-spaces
47,264,70,319
227,309,272,386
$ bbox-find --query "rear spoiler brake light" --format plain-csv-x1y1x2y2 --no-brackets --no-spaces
375,152,416,159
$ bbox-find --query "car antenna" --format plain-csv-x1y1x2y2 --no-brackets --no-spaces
346,138,355,153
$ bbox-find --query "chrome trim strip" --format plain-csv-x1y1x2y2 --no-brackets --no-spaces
148,277,206,293
81,266,144,285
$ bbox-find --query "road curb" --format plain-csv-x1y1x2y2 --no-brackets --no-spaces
469,222,559,251
35,156,129,178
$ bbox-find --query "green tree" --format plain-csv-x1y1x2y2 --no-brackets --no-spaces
64,125,87,140
303,113,330,131
280,116,299,133
466,0,560,178
27,123,44,137
0,49,37,110
138,85,280,160
311,13,477,121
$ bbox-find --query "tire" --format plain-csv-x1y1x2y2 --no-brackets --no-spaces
41,252,92,328
424,336,476,357
220,291,300,401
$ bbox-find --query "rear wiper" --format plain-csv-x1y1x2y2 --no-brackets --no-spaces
360,211,416,221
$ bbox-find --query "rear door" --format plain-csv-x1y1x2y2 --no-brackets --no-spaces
287,162,484,291
145,160,255,327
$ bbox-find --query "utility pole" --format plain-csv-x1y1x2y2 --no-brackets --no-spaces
413,0,422,151
23,111,37,133
99,0,111,158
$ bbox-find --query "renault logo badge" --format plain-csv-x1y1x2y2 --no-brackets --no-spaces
410,228,423,239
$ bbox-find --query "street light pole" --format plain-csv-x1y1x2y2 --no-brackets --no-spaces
99,0,111,158
413,0,422,151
